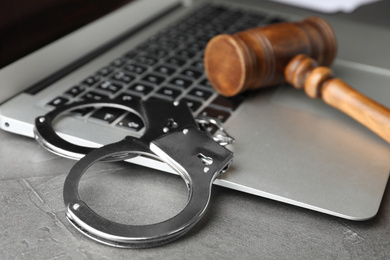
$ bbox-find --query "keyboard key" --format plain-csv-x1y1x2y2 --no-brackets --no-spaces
159,40,178,50
135,56,158,66
188,88,213,100
200,107,230,122
211,95,244,111
128,82,154,96
65,85,86,97
115,93,140,103
97,66,115,77
124,64,147,75
148,48,169,58
203,29,221,39
181,27,198,36
135,42,151,51
180,98,202,112
199,78,213,89
47,97,69,107
82,92,109,101
112,72,135,84
82,75,100,86
154,65,176,76
167,33,188,43
195,34,214,43
124,50,139,59
176,49,196,59
97,81,123,94
71,107,94,116
166,57,186,67
111,58,126,67
186,41,206,52
207,23,229,33
169,77,193,88
156,87,181,99
191,60,204,70
91,107,125,124
117,113,144,131
180,69,202,79
142,74,166,85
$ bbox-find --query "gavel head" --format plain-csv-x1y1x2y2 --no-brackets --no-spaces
204,17,337,97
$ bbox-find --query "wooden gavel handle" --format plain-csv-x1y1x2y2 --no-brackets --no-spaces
285,54,390,143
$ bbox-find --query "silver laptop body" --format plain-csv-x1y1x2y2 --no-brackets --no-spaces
1,0,389,220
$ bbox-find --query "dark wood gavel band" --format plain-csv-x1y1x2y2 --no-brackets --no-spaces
204,17,337,97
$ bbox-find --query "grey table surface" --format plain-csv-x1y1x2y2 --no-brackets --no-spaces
2,130,390,260
2,1,390,259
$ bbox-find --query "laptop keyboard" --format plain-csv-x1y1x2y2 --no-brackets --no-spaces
47,4,285,134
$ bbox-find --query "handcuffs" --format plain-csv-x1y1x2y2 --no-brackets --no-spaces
34,99,234,248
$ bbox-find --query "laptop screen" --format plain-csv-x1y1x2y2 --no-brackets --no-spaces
0,0,134,69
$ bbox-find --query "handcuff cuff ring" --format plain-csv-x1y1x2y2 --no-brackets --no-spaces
34,99,234,248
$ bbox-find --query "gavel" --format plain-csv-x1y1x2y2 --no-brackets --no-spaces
204,17,390,144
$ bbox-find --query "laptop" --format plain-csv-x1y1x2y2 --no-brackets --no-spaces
1,0,389,220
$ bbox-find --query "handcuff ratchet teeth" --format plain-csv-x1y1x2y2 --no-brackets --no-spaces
34,99,234,248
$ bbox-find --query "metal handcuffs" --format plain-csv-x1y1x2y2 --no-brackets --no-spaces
34,99,234,248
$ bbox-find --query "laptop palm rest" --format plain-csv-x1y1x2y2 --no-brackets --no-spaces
217,60,390,220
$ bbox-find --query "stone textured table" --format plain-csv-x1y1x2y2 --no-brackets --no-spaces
1,1,390,259
1,126,390,259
